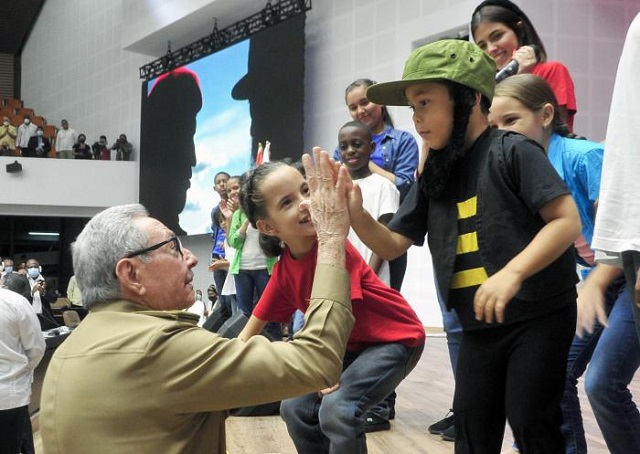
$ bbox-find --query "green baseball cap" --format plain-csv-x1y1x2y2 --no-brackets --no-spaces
367,39,496,106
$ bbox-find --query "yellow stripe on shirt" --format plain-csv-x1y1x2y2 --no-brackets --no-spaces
457,232,479,254
450,267,489,289
457,196,477,219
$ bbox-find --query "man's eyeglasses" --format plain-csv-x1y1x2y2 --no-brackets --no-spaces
124,236,183,259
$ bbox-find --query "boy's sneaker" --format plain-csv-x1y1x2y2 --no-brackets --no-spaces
441,423,456,442
427,409,454,434
364,413,391,433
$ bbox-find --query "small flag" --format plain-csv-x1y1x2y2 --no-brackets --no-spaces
255,142,264,166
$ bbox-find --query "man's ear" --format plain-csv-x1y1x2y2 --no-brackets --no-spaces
114,258,145,296
256,218,276,236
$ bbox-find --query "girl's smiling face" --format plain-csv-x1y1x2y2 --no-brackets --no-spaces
345,85,385,133
226,177,241,202
255,166,316,254
473,21,520,70
489,95,553,148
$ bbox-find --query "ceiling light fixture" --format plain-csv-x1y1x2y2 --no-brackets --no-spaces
28,231,60,237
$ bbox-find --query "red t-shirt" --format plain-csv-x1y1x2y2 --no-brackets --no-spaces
532,61,577,131
253,240,426,351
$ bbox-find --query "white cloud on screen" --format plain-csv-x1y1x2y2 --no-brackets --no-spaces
179,105,252,235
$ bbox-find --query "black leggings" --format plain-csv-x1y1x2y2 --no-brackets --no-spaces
454,305,576,454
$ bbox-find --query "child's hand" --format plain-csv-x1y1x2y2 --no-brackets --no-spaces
473,268,522,323
208,259,229,272
220,200,234,220
346,180,364,218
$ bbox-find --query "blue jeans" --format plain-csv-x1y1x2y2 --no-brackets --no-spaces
280,341,424,454
234,269,281,340
290,309,305,336
622,250,640,341
233,269,270,316
436,281,463,380
562,278,640,454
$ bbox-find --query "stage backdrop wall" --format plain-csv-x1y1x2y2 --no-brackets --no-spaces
139,15,305,236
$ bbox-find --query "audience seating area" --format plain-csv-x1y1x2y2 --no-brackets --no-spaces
1,97,57,157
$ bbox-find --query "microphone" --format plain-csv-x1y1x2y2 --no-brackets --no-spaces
495,45,540,82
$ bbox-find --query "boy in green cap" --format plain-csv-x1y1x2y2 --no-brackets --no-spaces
345,39,581,453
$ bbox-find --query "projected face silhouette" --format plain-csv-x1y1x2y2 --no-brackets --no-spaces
140,68,202,236
231,15,305,163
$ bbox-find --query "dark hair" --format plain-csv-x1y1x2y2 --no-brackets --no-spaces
240,160,307,257
281,157,306,177
471,0,548,63
214,171,230,181
345,78,395,128
339,120,373,142
446,80,478,149
210,205,226,230
420,80,478,199
494,74,572,137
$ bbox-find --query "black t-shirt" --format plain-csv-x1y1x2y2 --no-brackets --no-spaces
389,127,577,329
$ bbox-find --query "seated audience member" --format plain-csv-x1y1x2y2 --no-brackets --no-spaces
112,133,133,161
16,116,37,156
66,275,83,308
16,263,27,276
0,116,17,155
40,153,356,454
92,135,110,160
72,134,93,159
1,259,32,303
0,287,46,454
27,127,52,158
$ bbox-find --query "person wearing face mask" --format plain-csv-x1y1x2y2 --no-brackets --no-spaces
16,116,37,157
72,133,92,159
26,127,52,158
25,259,58,330
92,135,110,160
0,116,17,156
55,119,78,159
112,133,133,161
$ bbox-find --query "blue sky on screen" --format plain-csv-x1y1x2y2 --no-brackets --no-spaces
149,39,252,235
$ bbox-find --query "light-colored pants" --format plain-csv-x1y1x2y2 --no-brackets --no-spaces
57,149,74,159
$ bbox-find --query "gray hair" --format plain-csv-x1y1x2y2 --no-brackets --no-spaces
72,204,150,309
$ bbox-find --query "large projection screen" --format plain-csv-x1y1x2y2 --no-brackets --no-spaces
139,15,305,236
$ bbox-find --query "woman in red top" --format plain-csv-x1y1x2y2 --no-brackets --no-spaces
237,156,425,454
471,0,578,131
